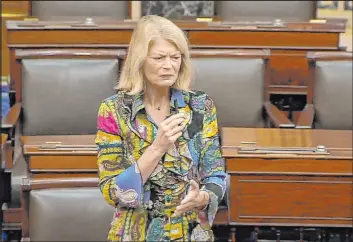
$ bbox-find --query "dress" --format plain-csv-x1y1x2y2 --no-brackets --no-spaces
95,88,227,241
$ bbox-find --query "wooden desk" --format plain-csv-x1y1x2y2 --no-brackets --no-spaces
5,20,344,49
221,127,352,228
20,135,97,179
5,20,346,101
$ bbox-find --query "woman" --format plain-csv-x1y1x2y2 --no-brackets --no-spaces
95,15,227,241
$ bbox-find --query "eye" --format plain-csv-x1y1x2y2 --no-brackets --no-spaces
153,56,163,60
172,56,181,60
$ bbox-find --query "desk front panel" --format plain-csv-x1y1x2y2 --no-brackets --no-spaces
7,29,340,50
228,173,353,227
7,29,133,45
226,158,353,175
28,155,97,172
188,31,340,49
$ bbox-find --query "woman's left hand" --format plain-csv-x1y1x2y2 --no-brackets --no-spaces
173,180,209,217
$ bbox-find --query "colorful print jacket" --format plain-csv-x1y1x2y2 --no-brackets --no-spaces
95,88,227,241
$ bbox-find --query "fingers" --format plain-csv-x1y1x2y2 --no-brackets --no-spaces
166,124,184,137
188,180,199,190
180,192,195,205
173,181,201,217
153,113,186,153
165,131,182,144
167,117,185,129
173,202,194,217
181,181,199,205
163,113,185,126
159,116,184,135
160,115,185,142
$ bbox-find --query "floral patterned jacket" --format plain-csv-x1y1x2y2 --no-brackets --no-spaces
95,88,227,241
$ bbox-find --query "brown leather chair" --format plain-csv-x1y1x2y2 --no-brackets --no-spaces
21,177,114,241
307,52,352,130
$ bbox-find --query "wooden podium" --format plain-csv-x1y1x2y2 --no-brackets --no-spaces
221,127,352,229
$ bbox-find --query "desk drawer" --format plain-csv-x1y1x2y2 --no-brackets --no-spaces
229,175,353,227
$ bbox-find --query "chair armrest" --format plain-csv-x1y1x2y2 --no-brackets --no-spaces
1,102,22,129
295,104,315,129
263,101,295,128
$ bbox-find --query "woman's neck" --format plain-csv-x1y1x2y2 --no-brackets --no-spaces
144,85,170,108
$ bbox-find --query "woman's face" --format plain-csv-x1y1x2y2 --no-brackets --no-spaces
143,38,182,88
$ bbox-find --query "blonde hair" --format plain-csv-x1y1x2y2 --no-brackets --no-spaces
115,15,193,94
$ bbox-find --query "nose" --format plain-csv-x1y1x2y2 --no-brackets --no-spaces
162,56,172,69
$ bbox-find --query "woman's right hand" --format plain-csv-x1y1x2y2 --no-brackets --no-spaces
151,113,186,154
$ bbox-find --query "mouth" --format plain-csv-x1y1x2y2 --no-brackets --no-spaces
160,75,173,79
